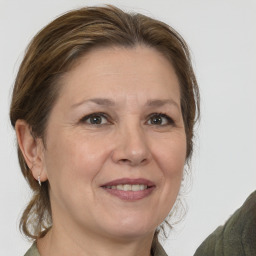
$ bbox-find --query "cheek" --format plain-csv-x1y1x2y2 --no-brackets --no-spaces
152,132,186,177
151,132,186,212
44,132,111,188
43,133,111,214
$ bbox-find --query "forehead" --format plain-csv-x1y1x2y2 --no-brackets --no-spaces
57,45,181,105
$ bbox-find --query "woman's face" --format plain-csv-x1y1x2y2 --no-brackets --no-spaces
40,46,186,240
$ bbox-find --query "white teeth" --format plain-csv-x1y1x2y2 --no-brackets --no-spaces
117,185,123,190
106,184,148,191
132,184,140,191
139,185,146,191
123,184,131,191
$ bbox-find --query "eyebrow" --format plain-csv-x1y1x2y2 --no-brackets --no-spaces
146,99,179,109
72,98,115,108
72,98,179,109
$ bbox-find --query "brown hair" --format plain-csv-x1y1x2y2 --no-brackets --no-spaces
10,5,199,241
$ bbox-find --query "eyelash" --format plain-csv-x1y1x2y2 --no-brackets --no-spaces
80,112,110,125
79,112,174,127
147,113,174,126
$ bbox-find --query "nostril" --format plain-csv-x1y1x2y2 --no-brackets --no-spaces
120,159,130,164
118,157,148,166
111,139,151,166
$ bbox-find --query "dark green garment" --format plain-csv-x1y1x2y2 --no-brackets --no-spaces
194,190,256,256
24,239,168,256
24,243,40,256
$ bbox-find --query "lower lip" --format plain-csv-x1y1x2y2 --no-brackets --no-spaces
102,187,155,201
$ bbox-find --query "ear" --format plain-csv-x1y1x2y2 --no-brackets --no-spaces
15,119,48,183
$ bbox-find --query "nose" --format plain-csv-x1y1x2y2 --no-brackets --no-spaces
111,123,152,166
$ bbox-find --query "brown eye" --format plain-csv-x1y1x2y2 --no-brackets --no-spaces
151,116,163,125
147,113,174,126
81,113,108,125
89,115,103,124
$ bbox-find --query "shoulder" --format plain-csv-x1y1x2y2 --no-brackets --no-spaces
23,239,167,256
194,190,256,256
152,238,168,256
24,242,40,256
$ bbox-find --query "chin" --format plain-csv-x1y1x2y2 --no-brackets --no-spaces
108,227,155,241
101,217,157,240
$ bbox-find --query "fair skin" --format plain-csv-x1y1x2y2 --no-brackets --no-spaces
16,45,186,256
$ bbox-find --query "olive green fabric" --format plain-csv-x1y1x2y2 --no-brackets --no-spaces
24,239,168,256
24,242,40,256
194,190,256,256
153,239,168,256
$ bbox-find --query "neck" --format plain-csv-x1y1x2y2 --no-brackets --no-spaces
37,224,154,256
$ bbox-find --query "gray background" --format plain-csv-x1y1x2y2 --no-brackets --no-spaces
1,0,255,255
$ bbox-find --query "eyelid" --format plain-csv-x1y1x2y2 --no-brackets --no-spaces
147,112,175,126
79,112,111,125
79,112,174,126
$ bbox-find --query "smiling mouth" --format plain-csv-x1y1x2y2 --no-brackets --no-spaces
101,178,155,201
103,184,148,191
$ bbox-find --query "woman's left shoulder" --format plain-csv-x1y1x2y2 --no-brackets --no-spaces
152,239,168,256
24,242,40,256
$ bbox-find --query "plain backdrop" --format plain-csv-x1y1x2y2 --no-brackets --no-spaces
0,0,255,255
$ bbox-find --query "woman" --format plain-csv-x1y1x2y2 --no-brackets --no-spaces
10,5,199,256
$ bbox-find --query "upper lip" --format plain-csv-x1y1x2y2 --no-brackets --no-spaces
101,178,155,187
